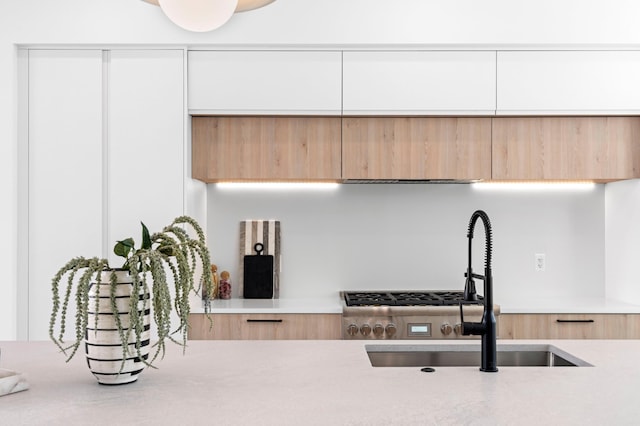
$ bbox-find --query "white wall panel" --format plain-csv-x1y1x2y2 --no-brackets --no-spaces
108,50,184,266
605,180,640,304
28,50,103,340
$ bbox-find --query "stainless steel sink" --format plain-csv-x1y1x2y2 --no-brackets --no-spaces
366,344,592,367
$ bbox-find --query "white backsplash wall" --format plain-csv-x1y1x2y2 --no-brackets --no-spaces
207,184,605,305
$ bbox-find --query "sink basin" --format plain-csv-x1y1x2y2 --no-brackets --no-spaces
366,344,592,367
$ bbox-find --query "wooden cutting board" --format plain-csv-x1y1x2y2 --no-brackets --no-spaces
239,220,281,298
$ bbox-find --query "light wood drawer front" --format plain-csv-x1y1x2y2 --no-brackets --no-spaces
500,314,640,339
188,313,342,340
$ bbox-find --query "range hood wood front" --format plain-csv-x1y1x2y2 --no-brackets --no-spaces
342,117,492,181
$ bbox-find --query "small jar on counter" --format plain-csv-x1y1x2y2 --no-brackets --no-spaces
219,271,231,299
203,264,219,301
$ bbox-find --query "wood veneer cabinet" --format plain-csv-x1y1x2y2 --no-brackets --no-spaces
188,313,343,340
192,116,342,182
492,117,640,181
500,314,640,339
342,117,492,180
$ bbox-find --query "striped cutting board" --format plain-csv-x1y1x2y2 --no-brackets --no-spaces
239,220,281,298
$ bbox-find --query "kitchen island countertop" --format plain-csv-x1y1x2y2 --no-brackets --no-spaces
1,339,639,425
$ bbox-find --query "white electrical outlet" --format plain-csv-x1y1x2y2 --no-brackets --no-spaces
535,253,546,272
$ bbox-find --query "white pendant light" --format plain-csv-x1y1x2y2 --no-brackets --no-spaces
235,0,276,13
157,0,239,32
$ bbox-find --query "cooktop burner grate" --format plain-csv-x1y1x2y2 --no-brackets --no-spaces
344,291,484,307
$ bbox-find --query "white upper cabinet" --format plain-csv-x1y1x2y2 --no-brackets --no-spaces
342,51,497,115
188,51,342,115
497,51,640,114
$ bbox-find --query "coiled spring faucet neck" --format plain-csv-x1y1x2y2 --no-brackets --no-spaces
464,210,493,303
468,210,493,271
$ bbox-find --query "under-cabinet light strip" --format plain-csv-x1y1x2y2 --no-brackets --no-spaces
216,182,340,190
472,181,597,191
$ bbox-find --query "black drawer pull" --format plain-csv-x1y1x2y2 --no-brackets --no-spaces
246,319,283,323
556,319,595,323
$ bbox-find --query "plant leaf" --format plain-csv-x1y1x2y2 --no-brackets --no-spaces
114,238,135,258
141,222,152,250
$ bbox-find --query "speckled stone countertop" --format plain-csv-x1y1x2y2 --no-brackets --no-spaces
195,297,343,314
1,339,639,425
499,297,640,314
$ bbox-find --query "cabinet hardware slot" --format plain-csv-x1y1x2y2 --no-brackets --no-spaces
556,319,595,323
246,319,283,323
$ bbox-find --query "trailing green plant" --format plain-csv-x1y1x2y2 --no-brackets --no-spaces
49,215,212,370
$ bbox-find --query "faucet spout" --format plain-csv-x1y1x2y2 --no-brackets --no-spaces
460,210,498,372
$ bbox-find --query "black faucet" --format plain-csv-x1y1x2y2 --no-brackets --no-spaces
459,210,498,372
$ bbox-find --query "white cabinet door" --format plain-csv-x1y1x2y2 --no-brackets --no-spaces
342,51,496,115
28,50,103,340
26,49,185,341
108,50,184,265
497,51,640,114
188,50,342,115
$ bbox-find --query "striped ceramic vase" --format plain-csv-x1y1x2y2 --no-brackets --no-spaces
85,270,151,385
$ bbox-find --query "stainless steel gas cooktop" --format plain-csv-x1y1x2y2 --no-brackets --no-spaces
343,291,485,307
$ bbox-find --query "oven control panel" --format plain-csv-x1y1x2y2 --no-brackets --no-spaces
342,314,490,340
345,321,399,339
